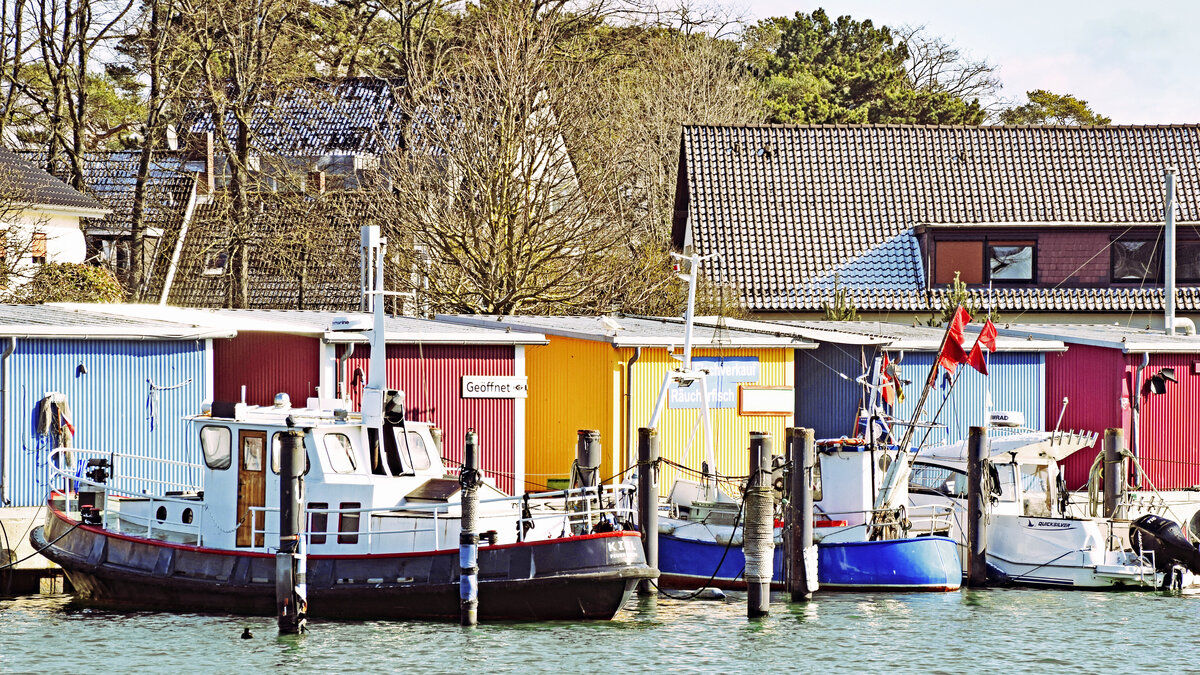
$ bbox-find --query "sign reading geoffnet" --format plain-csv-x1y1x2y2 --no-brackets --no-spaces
461,376,529,399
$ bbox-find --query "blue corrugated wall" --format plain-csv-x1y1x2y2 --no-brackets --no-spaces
796,345,1045,447
4,338,211,506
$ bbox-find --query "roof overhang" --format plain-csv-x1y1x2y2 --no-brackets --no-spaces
323,331,548,346
916,221,1200,231
0,324,234,340
439,315,814,350
994,325,1200,354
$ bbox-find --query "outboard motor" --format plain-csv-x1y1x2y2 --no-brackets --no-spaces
1130,514,1200,575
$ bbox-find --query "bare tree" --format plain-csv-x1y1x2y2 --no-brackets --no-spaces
183,0,310,307
896,24,1004,118
379,0,635,314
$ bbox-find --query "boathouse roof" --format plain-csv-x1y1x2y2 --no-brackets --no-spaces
993,323,1200,353
696,317,1064,352
0,304,232,339
436,314,815,349
54,304,547,345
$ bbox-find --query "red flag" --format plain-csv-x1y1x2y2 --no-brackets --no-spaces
939,338,969,373
978,318,997,352
966,340,988,375
938,306,972,373
881,354,895,405
947,306,972,344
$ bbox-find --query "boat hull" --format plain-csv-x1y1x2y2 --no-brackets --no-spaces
657,534,961,592
33,506,654,621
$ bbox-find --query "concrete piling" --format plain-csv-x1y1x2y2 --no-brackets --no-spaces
746,431,775,618
636,427,659,596
460,430,481,626
276,427,307,634
966,426,989,588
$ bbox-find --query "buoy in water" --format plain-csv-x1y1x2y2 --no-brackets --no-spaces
695,587,726,601
241,627,253,639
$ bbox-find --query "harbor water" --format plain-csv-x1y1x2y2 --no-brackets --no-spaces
1,589,1196,674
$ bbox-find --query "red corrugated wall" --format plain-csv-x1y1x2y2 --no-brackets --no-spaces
344,344,517,493
1046,345,1125,489
214,332,322,407
1130,353,1200,489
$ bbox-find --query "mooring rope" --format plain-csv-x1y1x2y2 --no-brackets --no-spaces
742,483,775,585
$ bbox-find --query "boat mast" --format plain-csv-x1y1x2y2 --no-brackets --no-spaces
647,251,716,495
361,225,387,432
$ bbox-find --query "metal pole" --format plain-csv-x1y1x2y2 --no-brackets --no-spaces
460,430,481,626
746,432,774,618
1103,428,1125,519
276,427,307,634
636,427,659,596
1165,167,1178,335
791,428,817,601
966,426,989,588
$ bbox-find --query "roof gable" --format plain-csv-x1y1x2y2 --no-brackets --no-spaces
0,146,107,214
678,124,1200,312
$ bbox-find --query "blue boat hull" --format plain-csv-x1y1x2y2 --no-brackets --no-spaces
658,534,962,592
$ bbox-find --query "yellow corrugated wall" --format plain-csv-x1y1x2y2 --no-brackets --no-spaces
524,336,622,491
522,337,794,495
622,347,794,497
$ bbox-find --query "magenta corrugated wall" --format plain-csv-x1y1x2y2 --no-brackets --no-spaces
1132,353,1200,489
344,344,517,493
214,332,322,407
1046,345,1125,489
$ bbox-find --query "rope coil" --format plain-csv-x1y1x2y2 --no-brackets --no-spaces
742,485,775,583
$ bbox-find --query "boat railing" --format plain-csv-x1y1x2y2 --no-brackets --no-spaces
816,503,956,537
47,447,207,544
245,483,638,553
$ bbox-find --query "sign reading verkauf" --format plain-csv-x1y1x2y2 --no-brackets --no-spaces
461,376,528,399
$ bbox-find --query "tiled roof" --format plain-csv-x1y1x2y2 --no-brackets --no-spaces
147,192,382,310
0,146,107,213
186,78,405,157
677,124,1200,313
75,151,195,235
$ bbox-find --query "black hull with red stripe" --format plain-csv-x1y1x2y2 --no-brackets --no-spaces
32,506,654,622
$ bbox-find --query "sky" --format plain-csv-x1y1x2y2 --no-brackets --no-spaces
736,1,1200,124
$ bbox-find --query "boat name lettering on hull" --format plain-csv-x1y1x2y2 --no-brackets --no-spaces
1026,519,1073,529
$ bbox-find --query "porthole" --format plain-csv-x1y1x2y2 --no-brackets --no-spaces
156,506,168,523
182,508,193,524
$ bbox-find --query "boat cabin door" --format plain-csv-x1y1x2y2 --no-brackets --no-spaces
237,430,267,547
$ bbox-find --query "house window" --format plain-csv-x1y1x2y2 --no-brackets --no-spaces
31,232,47,264
988,241,1035,281
1112,240,1160,282
935,238,1038,285
934,241,984,284
202,250,228,276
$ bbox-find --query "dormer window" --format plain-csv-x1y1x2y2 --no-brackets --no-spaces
933,238,1036,285
988,241,1034,282
202,250,228,276
1112,239,1200,282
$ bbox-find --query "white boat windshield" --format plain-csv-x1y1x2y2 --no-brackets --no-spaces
1020,464,1052,517
911,461,1017,502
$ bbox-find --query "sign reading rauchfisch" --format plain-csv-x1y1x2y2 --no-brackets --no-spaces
461,376,528,399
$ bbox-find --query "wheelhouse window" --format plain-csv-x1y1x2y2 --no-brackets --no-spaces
910,462,968,498
988,241,1034,281
322,432,357,473
200,425,232,469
